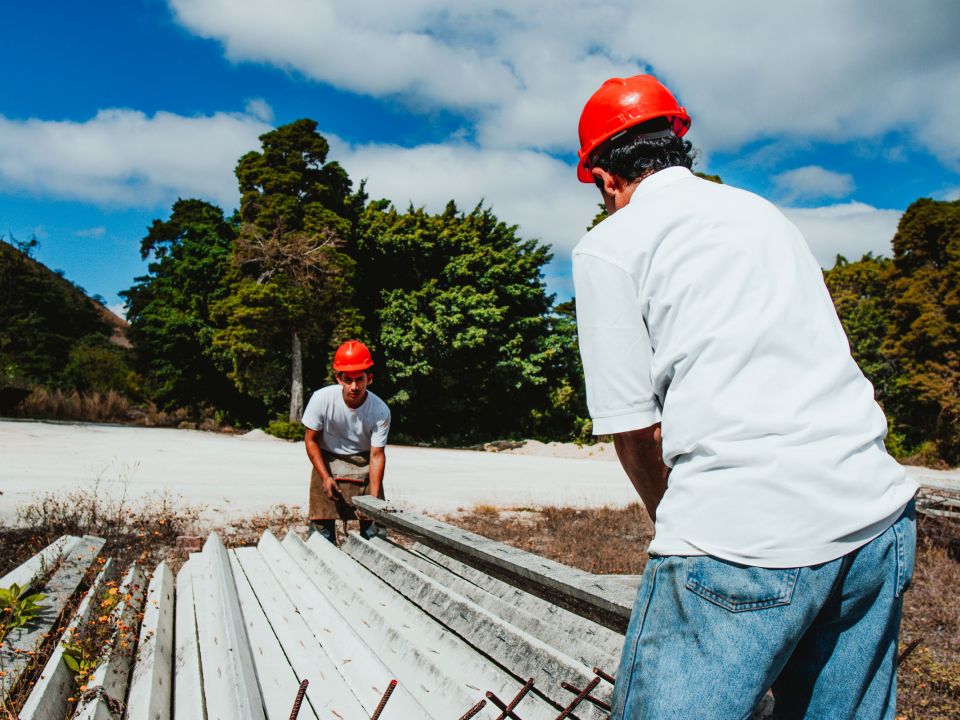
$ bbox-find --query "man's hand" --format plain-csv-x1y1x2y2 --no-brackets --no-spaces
613,423,669,522
322,475,343,500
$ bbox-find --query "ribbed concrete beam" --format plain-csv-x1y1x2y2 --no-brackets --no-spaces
255,531,431,718
382,539,621,668
191,533,266,720
343,533,611,719
0,534,80,590
294,532,558,719
126,561,174,720
232,545,365,719
172,557,204,719
20,559,117,720
228,550,320,720
1,535,105,703
353,497,634,632
411,542,624,659
72,562,147,720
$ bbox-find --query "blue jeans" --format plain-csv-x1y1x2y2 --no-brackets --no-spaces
309,519,386,545
611,501,916,719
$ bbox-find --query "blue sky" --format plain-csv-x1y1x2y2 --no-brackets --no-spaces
2,1,958,314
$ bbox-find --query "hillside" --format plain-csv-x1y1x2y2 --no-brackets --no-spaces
0,236,130,387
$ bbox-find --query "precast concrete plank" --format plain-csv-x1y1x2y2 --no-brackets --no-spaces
353,497,634,632
190,534,266,720
126,561,174,720
376,539,621,669
295,532,558,719
20,559,117,720
0,534,81,590
255,531,431,719
172,557,204,720
227,550,320,720
343,534,612,718
411,541,624,663
72,562,148,720
1,535,106,702
231,546,366,719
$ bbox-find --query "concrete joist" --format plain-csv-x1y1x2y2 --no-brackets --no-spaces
126,561,174,720
255,530,430,718
230,545,366,719
20,559,117,720
1,535,105,704
343,533,612,718
72,562,147,720
387,539,622,668
293,532,559,719
190,533,266,720
353,497,635,632
228,550,321,720
8,514,626,720
172,557,204,720
0,534,81,590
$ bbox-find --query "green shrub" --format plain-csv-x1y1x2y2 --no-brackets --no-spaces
264,418,304,441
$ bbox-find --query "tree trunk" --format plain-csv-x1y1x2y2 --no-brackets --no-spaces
289,329,304,421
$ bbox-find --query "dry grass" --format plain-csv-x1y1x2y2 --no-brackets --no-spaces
444,503,960,719
18,388,226,431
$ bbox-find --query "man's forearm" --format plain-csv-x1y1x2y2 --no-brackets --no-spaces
368,450,386,499
613,425,669,522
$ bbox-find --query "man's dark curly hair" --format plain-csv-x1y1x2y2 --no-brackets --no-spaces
587,117,694,187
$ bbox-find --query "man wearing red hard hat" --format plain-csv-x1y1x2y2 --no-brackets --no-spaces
573,75,917,718
302,340,391,544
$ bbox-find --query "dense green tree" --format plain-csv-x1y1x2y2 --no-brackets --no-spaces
0,235,115,386
355,200,558,441
885,198,960,463
217,119,361,420
121,199,255,418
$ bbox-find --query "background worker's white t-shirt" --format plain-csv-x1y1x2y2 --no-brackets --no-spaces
301,385,391,455
573,167,917,568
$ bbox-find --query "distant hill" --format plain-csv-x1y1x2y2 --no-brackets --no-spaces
0,236,130,387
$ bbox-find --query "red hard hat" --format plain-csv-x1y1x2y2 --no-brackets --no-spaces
333,340,374,372
577,74,691,183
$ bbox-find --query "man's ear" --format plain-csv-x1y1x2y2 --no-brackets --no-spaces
592,167,618,195
367,373,374,386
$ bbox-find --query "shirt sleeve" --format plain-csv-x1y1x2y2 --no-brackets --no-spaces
300,392,325,432
370,407,391,447
573,252,661,434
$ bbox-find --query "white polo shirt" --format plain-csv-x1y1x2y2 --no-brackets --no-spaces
301,384,391,455
573,166,917,567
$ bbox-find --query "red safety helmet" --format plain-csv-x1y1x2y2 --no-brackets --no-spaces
333,340,374,372
577,74,691,183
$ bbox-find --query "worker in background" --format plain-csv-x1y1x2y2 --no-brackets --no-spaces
572,74,918,719
302,340,390,544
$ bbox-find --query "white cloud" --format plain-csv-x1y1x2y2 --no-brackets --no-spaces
168,0,960,167
772,166,855,203
781,202,902,267
944,187,960,201
75,226,106,238
244,98,274,123
0,109,272,210
330,136,599,261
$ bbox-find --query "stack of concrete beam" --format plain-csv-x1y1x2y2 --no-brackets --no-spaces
9,521,628,719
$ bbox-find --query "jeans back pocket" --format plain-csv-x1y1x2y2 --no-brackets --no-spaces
685,556,799,612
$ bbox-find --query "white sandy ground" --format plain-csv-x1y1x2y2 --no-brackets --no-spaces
1,419,958,528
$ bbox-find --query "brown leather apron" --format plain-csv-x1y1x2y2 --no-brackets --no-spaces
308,450,382,521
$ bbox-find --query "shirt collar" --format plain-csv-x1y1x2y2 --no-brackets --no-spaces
630,166,693,203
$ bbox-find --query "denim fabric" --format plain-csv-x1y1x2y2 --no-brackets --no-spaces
610,501,915,720
308,519,386,545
